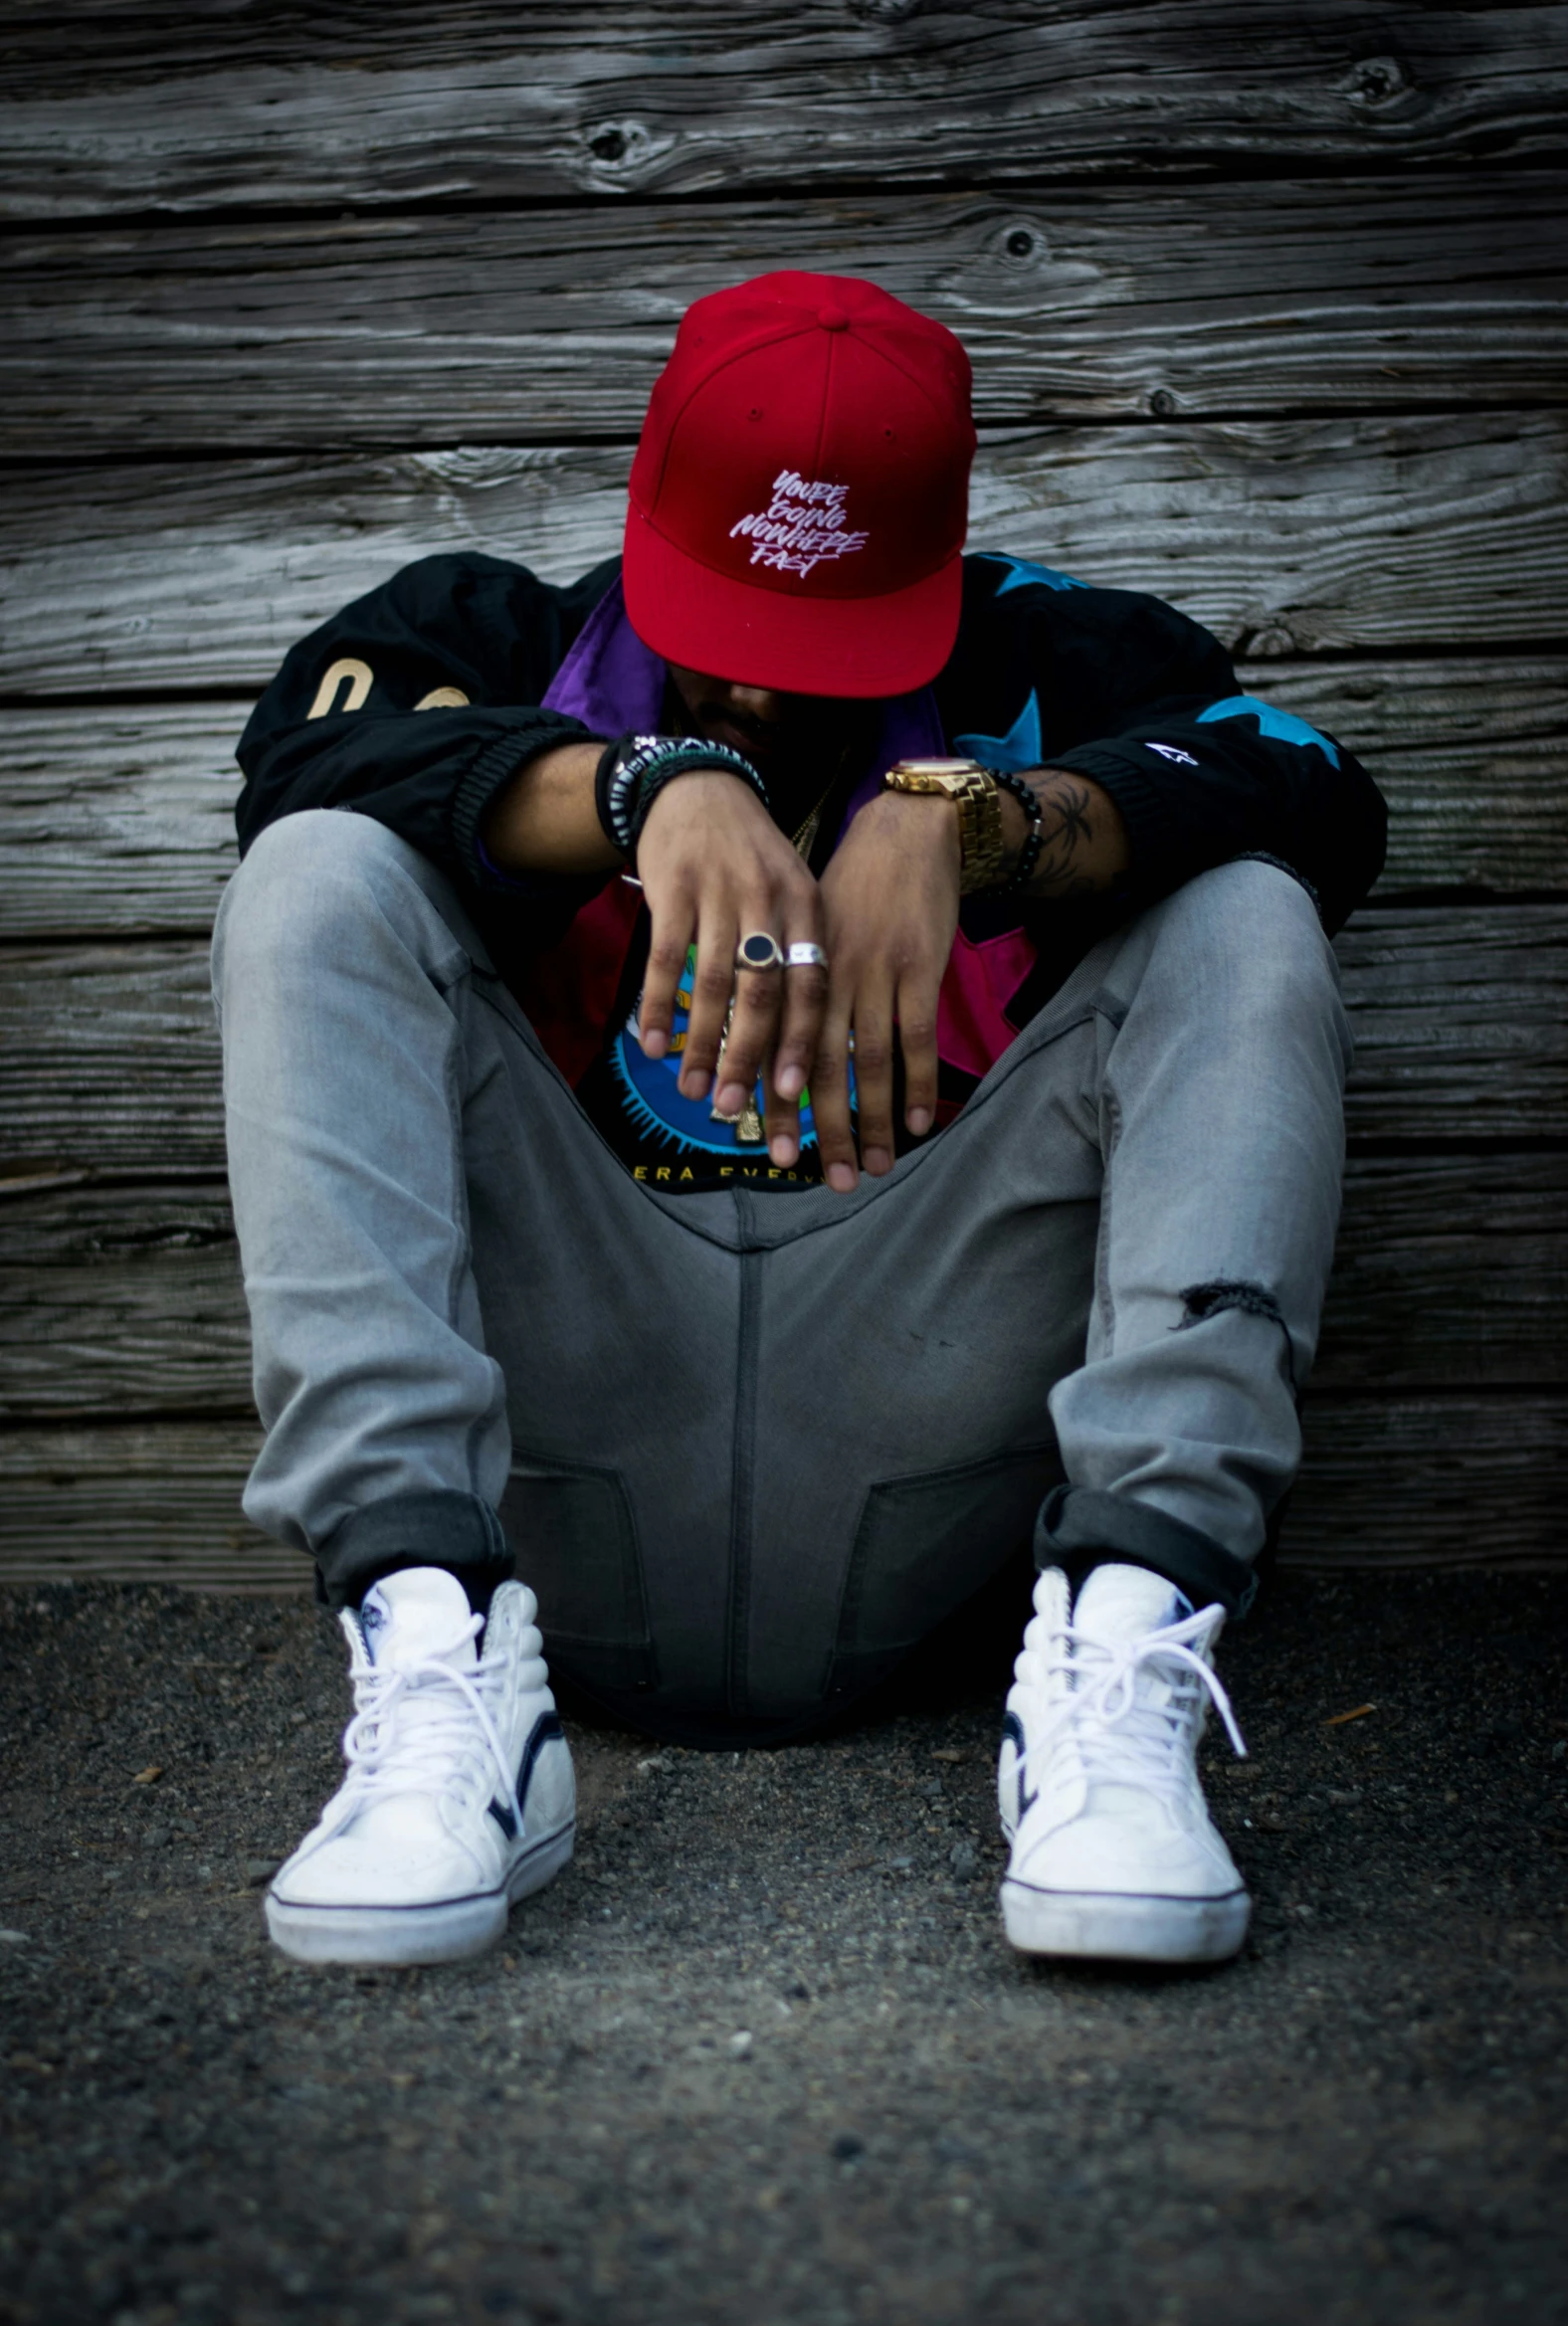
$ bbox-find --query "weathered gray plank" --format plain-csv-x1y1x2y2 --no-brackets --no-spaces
1,6,1563,217
1312,1156,1568,1389
0,1399,1560,1590
0,1422,290,1592
5,177,1564,450
0,707,241,938
4,418,1565,697
3,1155,1562,1420
1,908,1563,1173
1333,908,1568,1143
0,1183,248,1418
5,663,1563,938
1286,1394,1568,1569
0,944,229,1177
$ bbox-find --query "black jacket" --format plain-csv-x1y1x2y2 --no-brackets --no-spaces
236,548,1386,1095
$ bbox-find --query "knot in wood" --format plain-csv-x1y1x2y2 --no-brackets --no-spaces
581,119,664,178
1342,54,1412,110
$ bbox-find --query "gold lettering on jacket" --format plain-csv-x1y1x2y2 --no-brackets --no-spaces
307,659,373,718
414,685,471,710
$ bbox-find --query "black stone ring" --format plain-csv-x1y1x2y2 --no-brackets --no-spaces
734,931,785,972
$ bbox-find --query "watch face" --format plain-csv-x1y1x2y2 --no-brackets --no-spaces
891,758,978,778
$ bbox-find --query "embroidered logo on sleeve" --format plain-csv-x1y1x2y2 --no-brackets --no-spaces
729,471,870,578
1145,741,1199,766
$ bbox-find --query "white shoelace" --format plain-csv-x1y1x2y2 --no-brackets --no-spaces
1021,1605,1247,1799
300,1616,522,1866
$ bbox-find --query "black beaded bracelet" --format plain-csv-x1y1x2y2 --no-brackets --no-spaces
988,765,1046,893
593,732,770,862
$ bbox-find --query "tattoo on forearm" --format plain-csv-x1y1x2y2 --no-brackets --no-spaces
1021,773,1099,899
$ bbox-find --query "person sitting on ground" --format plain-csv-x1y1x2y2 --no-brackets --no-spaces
215,271,1385,1971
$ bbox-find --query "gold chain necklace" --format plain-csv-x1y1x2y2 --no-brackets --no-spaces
790,778,837,861
790,737,858,859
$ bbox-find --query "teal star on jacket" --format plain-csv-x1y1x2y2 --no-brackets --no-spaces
976,551,1089,597
955,687,1043,773
1196,694,1341,769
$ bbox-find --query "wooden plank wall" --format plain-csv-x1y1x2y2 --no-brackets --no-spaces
1,3,1564,1590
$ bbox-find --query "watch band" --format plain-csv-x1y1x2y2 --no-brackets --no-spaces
882,757,1007,894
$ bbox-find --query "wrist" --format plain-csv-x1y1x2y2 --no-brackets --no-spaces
477,739,618,879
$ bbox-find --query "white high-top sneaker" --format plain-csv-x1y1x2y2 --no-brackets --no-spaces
998,1562,1250,1965
267,1567,575,1966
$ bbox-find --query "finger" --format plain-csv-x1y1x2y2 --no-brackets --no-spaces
896,970,942,1140
677,903,739,1101
772,927,830,1107
638,893,697,1065
810,1004,859,1194
761,1054,802,1170
714,943,785,1117
851,985,897,1177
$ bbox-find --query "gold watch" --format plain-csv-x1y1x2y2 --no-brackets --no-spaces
882,757,1005,894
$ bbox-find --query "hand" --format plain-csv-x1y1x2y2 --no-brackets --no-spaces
812,791,961,1192
634,773,828,1166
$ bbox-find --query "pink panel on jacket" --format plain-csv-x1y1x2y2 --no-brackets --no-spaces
935,925,1038,1078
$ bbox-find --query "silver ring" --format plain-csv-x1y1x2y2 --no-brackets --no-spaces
735,930,785,972
785,942,830,972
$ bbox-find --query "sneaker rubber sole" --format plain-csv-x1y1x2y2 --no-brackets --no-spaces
1001,1876,1251,1965
265,1823,574,1968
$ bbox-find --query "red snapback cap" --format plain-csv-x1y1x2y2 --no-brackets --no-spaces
623,272,975,698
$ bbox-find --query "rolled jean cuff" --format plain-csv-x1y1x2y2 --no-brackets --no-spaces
312,1489,515,1611
1035,1484,1259,1620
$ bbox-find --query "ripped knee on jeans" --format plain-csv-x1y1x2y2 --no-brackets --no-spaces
1174,1278,1296,1392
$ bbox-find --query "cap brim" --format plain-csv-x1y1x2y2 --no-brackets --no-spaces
622,509,962,699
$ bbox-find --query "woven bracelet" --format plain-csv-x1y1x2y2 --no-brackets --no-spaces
594,733,770,862
989,766,1046,893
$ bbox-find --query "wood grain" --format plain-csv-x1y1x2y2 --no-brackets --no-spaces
3,1155,1562,1420
0,943,230,1177
1287,1393,1568,1568
0,707,241,938
5,177,1564,450
0,1182,248,1418
0,1398,1559,1590
4,417,1565,698
1333,907,1568,1142
2,904,1564,1169
1,6,1562,217
2,666,1563,938
1312,1156,1568,1389
0,1421,289,1592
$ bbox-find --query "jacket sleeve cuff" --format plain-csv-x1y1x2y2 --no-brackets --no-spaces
448,712,593,893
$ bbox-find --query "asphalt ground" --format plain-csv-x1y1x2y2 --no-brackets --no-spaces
2,1567,1565,2326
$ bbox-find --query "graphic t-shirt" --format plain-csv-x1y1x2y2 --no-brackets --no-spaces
531,571,1049,1193
576,941,856,1193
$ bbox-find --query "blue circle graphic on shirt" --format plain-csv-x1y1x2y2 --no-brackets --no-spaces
609,949,849,1160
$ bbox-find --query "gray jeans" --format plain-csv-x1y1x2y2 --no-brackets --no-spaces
211,811,1350,1736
